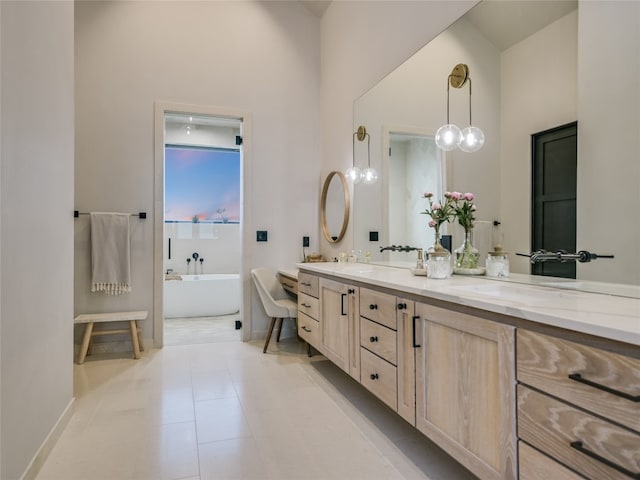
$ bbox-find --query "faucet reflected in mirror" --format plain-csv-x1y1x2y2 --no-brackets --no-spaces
519,250,615,264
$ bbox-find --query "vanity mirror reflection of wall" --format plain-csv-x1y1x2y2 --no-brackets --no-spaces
353,0,640,290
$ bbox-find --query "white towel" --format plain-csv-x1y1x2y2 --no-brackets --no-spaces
90,212,132,295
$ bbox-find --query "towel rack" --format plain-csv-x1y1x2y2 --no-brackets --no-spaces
74,210,147,219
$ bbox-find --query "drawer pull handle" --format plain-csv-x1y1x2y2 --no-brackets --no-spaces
570,441,640,479
369,336,378,342
397,303,405,310
369,304,378,310
348,288,355,294
370,373,379,380
341,294,347,316
301,303,311,308
284,283,294,288
301,282,311,286
301,326,311,333
412,315,421,348
568,373,640,402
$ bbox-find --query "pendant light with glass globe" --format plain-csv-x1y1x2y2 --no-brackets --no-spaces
435,64,484,153
346,126,378,184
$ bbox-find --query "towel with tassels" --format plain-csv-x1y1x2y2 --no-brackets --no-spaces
90,212,132,295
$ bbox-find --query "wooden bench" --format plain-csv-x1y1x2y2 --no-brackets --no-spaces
74,310,147,364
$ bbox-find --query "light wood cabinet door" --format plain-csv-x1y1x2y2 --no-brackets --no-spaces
415,303,517,480
396,298,416,426
319,278,358,378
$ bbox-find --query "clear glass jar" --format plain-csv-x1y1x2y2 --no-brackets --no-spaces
486,246,510,277
427,251,452,279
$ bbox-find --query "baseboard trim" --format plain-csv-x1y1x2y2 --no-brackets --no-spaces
20,397,75,480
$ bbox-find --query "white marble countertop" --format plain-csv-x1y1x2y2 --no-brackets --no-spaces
296,262,640,346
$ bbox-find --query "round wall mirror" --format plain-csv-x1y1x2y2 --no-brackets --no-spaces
321,171,350,243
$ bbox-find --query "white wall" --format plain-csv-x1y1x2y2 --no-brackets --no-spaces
1,2,74,478
501,10,578,274
74,1,322,340
577,1,640,285
320,0,478,260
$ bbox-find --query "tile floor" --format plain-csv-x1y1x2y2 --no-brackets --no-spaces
36,335,477,480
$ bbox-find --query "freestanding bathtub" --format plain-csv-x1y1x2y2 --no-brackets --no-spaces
163,273,240,318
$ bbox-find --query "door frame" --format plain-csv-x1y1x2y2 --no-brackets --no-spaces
153,101,252,347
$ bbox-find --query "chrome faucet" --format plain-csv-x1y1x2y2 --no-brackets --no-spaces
519,250,614,264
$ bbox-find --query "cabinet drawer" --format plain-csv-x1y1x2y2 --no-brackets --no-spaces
518,385,640,480
360,317,397,365
360,347,397,411
359,287,397,329
297,292,319,320
298,312,320,347
519,441,583,480
517,329,640,431
297,272,319,298
279,274,297,295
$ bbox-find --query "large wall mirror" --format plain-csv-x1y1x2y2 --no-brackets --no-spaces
353,0,639,294
321,171,350,243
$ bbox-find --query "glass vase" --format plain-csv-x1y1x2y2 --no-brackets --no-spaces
428,225,446,254
455,229,479,270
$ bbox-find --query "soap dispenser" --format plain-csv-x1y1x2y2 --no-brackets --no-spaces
416,249,424,269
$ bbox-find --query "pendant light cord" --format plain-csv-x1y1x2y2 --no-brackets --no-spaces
468,77,473,126
446,76,452,124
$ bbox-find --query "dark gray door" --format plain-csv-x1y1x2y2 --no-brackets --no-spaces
531,122,577,278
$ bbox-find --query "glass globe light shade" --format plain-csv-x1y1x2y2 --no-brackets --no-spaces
345,166,362,184
435,124,462,151
361,167,379,185
459,126,485,153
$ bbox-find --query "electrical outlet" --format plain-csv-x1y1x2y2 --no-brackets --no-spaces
303,236,310,247
256,230,268,242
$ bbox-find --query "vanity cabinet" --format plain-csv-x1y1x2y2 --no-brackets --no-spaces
516,329,640,480
319,278,359,379
415,302,517,480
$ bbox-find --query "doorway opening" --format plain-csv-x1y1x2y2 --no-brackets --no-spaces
153,103,252,348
